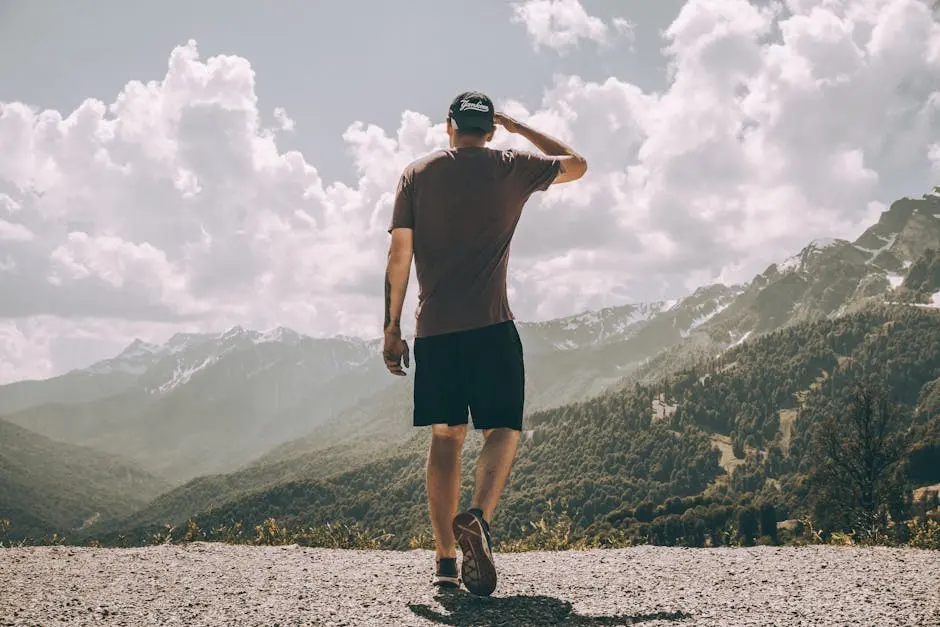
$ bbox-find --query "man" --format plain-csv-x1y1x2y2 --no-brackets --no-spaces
382,91,586,596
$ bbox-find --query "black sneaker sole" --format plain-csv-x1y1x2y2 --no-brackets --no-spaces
453,511,497,596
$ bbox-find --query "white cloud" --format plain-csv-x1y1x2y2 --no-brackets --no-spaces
273,107,295,132
510,0,633,54
612,17,636,46
0,218,34,242
1,1,940,382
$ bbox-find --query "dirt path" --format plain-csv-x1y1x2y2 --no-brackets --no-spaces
1,544,938,626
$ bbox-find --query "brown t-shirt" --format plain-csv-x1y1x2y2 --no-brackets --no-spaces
389,147,560,338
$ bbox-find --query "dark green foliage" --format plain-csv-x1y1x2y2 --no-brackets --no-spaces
736,506,759,546
907,414,940,485
807,385,912,539
759,503,779,544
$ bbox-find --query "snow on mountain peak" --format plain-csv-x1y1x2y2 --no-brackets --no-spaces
778,253,802,273
219,325,247,341
809,237,838,249
679,301,733,338
776,238,849,274
256,326,304,345
156,355,220,394
165,332,214,354
853,232,898,263
525,300,672,351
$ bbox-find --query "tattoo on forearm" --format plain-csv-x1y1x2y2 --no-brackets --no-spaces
384,269,392,329
384,270,401,332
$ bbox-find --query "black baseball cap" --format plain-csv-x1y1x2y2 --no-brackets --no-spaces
448,91,495,133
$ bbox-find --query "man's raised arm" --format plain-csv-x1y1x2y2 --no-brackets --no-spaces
494,112,587,184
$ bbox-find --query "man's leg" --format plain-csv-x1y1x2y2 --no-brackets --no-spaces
427,423,466,559
412,330,468,575
451,429,518,597
452,321,526,596
471,427,520,522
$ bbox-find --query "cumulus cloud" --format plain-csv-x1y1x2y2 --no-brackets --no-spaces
1,0,940,382
510,0,634,54
0,40,438,379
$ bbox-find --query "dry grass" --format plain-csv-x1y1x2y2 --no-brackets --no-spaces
778,409,798,453
710,435,747,474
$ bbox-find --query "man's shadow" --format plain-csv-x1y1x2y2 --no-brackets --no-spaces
407,589,691,626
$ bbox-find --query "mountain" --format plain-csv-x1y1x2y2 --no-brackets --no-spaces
9,187,940,539
0,371,137,418
615,188,940,386
0,283,743,485
88,187,940,535
239,187,940,470
0,327,389,482
71,284,747,532
97,305,940,548
518,284,745,408
0,419,169,541
519,300,680,353
241,284,745,468
0,331,223,416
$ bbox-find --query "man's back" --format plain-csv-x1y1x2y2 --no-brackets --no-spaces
390,146,559,337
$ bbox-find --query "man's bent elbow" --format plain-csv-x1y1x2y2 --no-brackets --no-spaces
574,156,588,179
554,155,588,184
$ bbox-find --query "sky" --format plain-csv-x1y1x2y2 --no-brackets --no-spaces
0,0,939,382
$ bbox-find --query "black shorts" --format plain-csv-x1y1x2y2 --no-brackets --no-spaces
413,320,525,431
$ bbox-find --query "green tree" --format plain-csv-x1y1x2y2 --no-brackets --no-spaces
808,384,912,538
759,503,778,544
737,506,759,546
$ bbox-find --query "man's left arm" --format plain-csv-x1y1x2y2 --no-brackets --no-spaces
383,169,415,375
382,228,413,375
384,228,413,334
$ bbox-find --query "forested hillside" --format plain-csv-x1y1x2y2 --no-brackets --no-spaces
0,420,169,540
92,306,940,548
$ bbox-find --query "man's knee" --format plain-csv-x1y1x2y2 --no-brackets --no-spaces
481,427,521,441
431,423,467,443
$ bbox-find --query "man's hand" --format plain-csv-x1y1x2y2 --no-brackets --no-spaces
382,328,410,376
494,112,520,134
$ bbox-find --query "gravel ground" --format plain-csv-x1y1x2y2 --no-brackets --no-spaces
1,544,938,626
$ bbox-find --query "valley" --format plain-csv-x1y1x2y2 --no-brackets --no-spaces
2,188,940,547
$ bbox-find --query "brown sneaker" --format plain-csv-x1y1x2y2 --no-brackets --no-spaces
452,510,497,596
